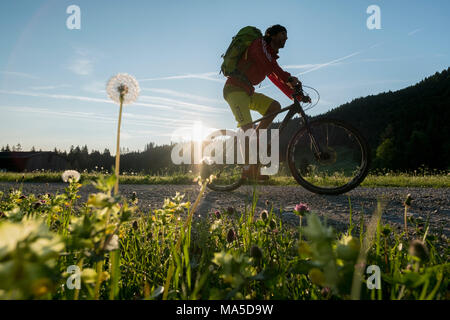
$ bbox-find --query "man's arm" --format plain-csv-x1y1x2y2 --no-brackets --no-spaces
268,60,300,99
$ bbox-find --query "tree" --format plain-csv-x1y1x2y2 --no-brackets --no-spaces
376,138,396,168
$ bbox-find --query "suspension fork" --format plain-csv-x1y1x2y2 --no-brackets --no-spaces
297,103,325,160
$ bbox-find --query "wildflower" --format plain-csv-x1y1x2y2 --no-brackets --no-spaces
294,202,310,216
214,210,221,219
105,234,120,251
382,225,391,236
408,239,429,261
260,210,268,221
131,191,138,202
227,228,236,243
250,245,263,261
61,170,81,183
403,193,412,207
336,235,360,261
106,73,140,105
227,206,235,215
265,200,270,207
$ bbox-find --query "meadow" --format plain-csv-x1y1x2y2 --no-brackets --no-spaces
0,167,449,188
0,174,448,300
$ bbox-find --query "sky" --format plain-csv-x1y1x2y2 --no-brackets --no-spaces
0,0,449,154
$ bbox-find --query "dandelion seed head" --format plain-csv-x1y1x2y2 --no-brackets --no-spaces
105,234,119,251
61,170,81,183
106,73,140,105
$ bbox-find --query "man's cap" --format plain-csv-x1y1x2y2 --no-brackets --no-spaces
265,24,287,37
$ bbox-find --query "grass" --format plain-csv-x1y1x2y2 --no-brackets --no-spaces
0,174,448,300
0,170,449,187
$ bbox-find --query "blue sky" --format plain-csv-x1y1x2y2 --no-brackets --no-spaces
0,0,449,153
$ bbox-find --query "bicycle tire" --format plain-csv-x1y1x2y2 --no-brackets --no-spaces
287,118,370,195
207,174,243,192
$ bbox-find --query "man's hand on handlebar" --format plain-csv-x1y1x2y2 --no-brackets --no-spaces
302,95,311,103
287,76,301,88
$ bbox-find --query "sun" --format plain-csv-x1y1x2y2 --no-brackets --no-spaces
192,121,203,142
191,121,215,142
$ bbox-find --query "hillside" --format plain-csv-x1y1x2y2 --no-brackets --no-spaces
276,67,450,170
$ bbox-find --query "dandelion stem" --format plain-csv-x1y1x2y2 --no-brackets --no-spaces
114,95,124,195
299,216,303,243
94,260,104,300
404,206,408,238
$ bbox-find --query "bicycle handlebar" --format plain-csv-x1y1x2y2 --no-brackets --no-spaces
293,84,311,103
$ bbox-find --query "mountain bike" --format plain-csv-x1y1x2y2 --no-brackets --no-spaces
200,85,370,195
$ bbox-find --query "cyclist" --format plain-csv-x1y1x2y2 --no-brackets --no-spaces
223,24,308,180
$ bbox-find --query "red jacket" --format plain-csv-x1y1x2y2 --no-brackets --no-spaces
226,37,294,98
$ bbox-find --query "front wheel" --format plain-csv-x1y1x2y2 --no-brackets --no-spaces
287,118,370,195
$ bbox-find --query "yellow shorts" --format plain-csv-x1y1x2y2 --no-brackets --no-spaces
223,84,275,128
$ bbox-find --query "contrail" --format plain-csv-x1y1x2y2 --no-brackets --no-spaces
139,72,224,83
295,51,362,76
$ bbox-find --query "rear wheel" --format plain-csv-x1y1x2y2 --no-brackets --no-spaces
199,130,243,192
287,118,370,195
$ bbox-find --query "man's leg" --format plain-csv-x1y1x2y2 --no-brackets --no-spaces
245,98,281,180
256,100,281,131
223,84,255,175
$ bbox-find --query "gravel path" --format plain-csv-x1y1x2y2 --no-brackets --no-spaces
1,182,448,237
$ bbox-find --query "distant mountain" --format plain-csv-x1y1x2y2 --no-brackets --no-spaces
275,67,450,170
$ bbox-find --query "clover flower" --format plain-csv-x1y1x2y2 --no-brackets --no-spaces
294,203,310,242
106,73,140,105
294,203,310,216
61,170,81,183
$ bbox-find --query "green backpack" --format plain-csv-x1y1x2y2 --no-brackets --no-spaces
220,26,263,77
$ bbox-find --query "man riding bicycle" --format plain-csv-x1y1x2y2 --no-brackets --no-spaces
223,24,309,180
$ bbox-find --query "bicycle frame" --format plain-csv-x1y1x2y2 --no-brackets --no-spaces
248,94,325,160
